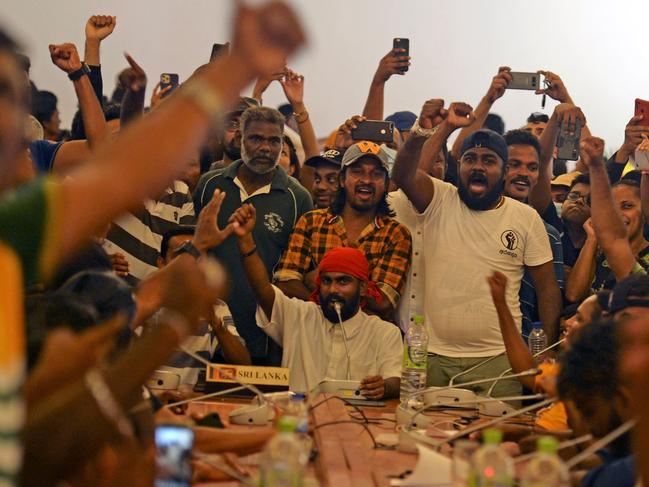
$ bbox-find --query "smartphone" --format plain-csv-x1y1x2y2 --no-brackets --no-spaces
351,120,394,143
160,73,179,98
556,118,582,161
210,43,229,61
155,424,194,487
508,71,541,91
392,38,409,72
635,98,649,121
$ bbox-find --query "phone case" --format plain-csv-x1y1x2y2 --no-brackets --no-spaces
635,98,649,120
393,38,409,72
508,72,540,91
351,120,394,143
556,119,582,161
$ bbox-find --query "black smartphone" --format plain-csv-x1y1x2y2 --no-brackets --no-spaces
210,43,229,61
351,120,394,143
160,73,179,98
154,424,194,487
392,38,409,72
556,118,582,161
508,71,541,91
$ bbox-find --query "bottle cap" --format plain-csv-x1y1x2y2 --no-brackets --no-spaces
482,428,502,445
291,392,306,401
413,315,424,324
277,416,297,433
537,435,558,454
532,321,543,329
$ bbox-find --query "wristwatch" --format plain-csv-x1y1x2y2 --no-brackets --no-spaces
173,240,201,260
68,63,91,81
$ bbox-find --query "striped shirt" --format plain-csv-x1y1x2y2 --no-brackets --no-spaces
104,181,195,285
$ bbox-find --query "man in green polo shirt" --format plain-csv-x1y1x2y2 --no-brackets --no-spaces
194,106,313,365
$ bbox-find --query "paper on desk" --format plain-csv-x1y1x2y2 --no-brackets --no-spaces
390,444,452,486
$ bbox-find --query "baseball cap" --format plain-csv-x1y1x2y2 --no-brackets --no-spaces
341,141,390,172
608,274,649,314
304,149,344,169
459,129,508,163
386,111,417,132
551,171,578,188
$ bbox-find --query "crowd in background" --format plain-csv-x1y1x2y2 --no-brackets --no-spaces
3,2,649,486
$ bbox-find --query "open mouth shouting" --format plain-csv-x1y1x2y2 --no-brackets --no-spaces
468,172,489,196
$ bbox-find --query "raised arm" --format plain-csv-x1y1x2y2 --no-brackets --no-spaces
487,272,536,390
280,68,318,159
231,204,276,318
84,15,116,100
582,136,637,279
565,218,598,303
361,48,409,120
119,54,147,127
450,67,511,159
609,115,649,182
393,102,475,213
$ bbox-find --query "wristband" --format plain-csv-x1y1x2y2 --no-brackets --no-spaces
293,110,309,124
84,368,134,438
410,117,439,138
241,245,257,258
173,240,201,260
68,63,91,81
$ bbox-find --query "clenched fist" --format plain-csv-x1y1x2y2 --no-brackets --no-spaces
49,43,82,74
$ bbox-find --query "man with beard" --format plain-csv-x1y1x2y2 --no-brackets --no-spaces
232,203,402,397
393,102,558,395
194,106,312,365
502,129,563,336
273,141,412,321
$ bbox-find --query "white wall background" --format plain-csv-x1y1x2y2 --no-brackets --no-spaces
0,0,646,151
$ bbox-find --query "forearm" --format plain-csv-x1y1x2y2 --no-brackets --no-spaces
275,279,311,301
536,281,562,343
84,38,100,67
565,239,597,302
361,80,385,120
529,119,558,214
450,96,491,159
238,235,275,317
58,54,255,260
292,101,319,159
493,300,536,389
120,87,146,127
24,322,182,483
590,163,627,246
215,331,252,365
383,377,400,399
73,73,108,147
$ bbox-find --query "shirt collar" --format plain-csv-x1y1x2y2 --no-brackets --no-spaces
326,309,364,339
326,207,387,229
224,160,288,192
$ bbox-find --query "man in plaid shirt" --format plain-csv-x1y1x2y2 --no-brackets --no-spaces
273,141,412,321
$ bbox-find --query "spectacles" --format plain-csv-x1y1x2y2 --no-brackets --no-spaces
566,191,591,206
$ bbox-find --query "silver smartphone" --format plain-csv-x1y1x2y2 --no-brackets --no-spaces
508,72,540,90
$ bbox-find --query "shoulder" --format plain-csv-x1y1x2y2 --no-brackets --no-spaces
381,217,412,238
362,312,402,338
286,176,312,199
195,169,227,202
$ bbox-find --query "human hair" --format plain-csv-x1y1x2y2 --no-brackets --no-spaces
569,173,590,190
32,90,58,125
283,134,300,179
484,113,505,135
613,177,641,198
160,225,195,261
0,26,19,54
240,106,284,135
594,290,611,315
557,318,619,401
504,129,541,158
527,112,549,124
331,167,394,217
70,102,121,140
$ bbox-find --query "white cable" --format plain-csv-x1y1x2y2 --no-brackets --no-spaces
514,434,593,464
334,302,351,380
565,419,636,469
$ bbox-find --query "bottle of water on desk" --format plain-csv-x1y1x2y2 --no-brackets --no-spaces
528,322,548,362
259,417,304,487
520,436,569,487
468,428,514,487
400,314,428,402
285,393,311,467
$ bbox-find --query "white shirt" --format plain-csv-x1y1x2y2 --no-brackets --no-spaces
256,286,403,392
388,189,425,333
420,178,552,357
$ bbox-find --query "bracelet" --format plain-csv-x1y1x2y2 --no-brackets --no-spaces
181,78,224,126
293,110,309,124
84,368,134,438
241,245,257,258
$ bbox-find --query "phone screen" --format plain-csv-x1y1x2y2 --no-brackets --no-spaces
155,425,194,487
392,38,409,72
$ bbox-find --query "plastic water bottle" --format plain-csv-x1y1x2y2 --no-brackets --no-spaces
400,314,429,401
468,429,514,487
528,322,548,362
284,393,311,466
520,436,569,487
259,417,304,487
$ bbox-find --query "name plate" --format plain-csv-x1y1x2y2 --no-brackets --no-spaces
202,364,290,395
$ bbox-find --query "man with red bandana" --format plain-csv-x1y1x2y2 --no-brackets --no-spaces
231,203,402,398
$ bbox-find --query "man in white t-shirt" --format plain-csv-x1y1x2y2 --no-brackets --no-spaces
230,204,402,397
392,102,560,397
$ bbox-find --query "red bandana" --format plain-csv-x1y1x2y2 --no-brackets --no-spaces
309,247,382,307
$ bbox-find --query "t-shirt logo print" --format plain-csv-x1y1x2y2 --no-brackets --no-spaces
264,212,284,233
501,230,519,251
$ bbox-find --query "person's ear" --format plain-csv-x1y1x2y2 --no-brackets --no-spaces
359,279,367,297
615,385,635,419
156,256,165,269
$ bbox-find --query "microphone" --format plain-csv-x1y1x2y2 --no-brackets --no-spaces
485,337,566,397
173,345,271,425
565,419,636,469
334,302,351,380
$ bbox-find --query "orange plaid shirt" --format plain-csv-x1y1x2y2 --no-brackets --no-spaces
273,208,412,306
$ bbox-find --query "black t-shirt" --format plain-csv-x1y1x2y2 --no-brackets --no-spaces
592,245,649,292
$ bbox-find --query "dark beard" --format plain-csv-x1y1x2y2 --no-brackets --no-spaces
223,140,241,161
320,289,361,323
458,179,504,211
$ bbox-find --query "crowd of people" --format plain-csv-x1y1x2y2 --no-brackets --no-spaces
3,2,649,486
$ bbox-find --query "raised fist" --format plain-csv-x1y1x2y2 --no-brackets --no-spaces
485,66,512,104
445,102,475,129
419,99,445,130
49,43,82,74
579,136,605,168
85,15,117,41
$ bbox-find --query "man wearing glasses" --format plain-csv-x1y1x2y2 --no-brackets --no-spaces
560,174,592,272
194,106,313,365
